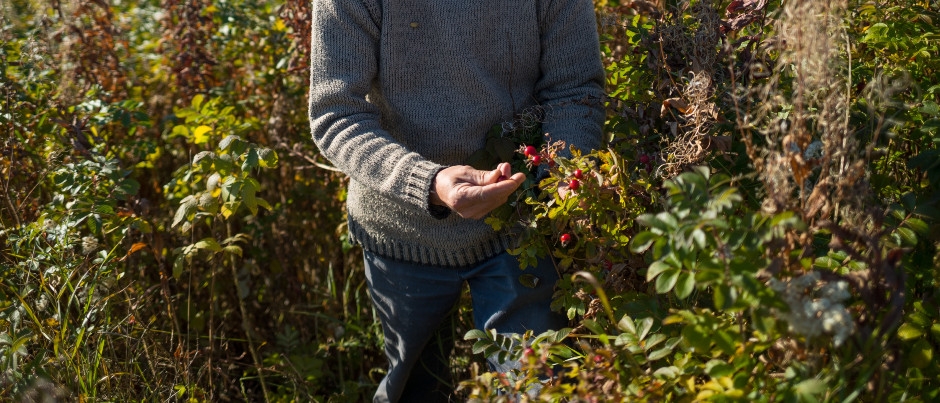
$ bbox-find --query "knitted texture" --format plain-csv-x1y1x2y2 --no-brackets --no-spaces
309,0,605,267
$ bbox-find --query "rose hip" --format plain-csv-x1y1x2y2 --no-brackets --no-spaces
524,145,537,157
569,178,580,191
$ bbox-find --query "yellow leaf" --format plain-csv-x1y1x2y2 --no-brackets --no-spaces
193,125,213,145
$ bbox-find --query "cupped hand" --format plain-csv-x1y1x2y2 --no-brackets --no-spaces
430,162,525,219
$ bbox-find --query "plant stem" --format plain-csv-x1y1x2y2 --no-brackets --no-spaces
228,221,270,401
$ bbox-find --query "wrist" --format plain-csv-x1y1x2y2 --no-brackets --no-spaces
429,175,444,206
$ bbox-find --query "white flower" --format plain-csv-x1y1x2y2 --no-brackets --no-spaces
81,236,99,255
772,272,855,346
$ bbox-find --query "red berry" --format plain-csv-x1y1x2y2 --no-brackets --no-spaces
531,155,542,165
639,154,651,164
524,145,537,157
569,178,580,191
524,347,535,357
574,169,583,179
560,233,572,246
593,354,603,364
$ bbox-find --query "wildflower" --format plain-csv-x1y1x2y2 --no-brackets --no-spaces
81,236,99,255
772,273,856,346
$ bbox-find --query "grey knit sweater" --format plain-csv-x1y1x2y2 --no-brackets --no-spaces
308,0,605,267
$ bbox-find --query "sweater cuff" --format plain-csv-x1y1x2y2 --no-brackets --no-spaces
405,160,450,219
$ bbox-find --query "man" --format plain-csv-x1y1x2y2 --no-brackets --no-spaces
308,0,605,401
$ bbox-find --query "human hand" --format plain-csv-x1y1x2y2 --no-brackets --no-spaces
430,162,525,219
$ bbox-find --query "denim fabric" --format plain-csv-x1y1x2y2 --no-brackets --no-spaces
364,250,566,403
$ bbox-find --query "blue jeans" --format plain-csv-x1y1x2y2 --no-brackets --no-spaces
364,250,565,403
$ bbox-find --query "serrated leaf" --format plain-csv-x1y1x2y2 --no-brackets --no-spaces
207,173,221,192
471,340,489,354
172,195,197,227
219,135,242,151
465,329,489,340
242,185,258,215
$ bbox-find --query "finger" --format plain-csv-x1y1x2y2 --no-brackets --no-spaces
482,166,505,185
481,173,524,197
497,162,513,179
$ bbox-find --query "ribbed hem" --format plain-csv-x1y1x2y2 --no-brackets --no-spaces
348,217,514,268
403,159,445,213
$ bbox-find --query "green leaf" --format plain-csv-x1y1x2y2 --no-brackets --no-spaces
258,148,279,168
630,231,657,253
713,283,735,310
898,323,924,340
191,94,205,110
910,338,934,369
242,148,260,171
194,238,222,253
655,268,680,294
647,346,672,361
896,227,918,247
223,245,243,257
173,255,185,280
637,317,654,341
862,23,890,43
242,184,258,215
674,271,695,299
192,151,214,167
690,229,706,249
219,135,243,151
518,274,540,288
681,325,711,352
705,360,734,378
172,195,197,228
646,261,671,282
794,379,826,402
618,315,637,334
464,329,489,340
903,218,929,236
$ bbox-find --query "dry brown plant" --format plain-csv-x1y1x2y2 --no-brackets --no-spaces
648,1,724,177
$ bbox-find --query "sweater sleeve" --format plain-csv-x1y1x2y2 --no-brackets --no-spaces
308,0,445,214
536,0,606,156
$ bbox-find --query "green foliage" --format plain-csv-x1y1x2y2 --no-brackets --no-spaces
2,0,939,401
